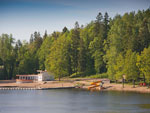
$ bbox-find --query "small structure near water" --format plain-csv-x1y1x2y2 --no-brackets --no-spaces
16,70,54,83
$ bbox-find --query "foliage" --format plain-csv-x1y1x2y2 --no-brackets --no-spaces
114,53,124,80
0,8,150,82
38,35,54,70
123,50,139,81
136,47,150,83
46,35,71,80
0,34,15,79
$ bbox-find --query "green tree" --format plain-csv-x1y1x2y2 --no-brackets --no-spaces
80,22,95,75
96,12,103,23
15,40,38,74
62,26,68,33
43,30,48,40
114,53,124,80
137,18,150,52
33,31,43,50
77,38,86,75
89,34,105,73
137,47,150,87
70,22,80,74
38,36,54,70
46,36,71,80
30,34,34,43
18,51,38,74
0,34,16,79
104,15,124,80
89,12,106,74
103,12,110,39
124,50,139,87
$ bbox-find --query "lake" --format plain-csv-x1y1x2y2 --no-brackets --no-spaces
0,89,150,113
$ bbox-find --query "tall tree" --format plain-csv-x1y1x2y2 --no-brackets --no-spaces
89,12,106,74
124,50,139,87
30,34,34,43
0,34,15,79
136,47,150,87
70,22,80,74
136,18,150,52
114,53,124,80
103,12,110,39
38,36,54,70
43,30,48,40
96,12,103,23
46,36,71,80
33,31,43,50
62,26,68,33
78,38,86,75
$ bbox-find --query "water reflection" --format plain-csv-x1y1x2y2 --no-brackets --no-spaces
0,89,150,113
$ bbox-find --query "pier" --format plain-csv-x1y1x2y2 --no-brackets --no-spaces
0,86,75,90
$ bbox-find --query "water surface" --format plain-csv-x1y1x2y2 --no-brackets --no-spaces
0,89,150,113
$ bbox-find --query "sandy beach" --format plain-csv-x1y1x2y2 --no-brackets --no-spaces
0,79,150,93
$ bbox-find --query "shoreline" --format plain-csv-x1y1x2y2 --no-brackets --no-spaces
81,83,150,93
104,83,150,93
0,79,150,93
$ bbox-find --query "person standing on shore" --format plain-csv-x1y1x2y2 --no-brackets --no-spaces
100,81,104,89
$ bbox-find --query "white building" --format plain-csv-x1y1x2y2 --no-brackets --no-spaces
16,71,54,83
37,70,54,81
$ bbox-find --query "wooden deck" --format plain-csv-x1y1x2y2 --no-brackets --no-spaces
0,86,75,90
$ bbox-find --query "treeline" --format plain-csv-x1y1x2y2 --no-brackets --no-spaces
0,8,150,83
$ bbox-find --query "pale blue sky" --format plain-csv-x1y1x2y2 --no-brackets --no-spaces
0,0,149,41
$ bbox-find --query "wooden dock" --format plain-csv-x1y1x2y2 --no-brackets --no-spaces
0,87,36,90
0,87,75,90
40,87,75,90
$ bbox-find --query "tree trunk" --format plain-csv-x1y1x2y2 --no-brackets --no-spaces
115,80,117,83
133,79,135,88
4,65,8,80
143,75,145,83
59,76,61,81
122,78,124,88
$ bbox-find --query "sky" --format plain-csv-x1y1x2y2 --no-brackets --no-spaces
0,0,149,41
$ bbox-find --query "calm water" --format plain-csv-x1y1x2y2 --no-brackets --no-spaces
0,89,150,113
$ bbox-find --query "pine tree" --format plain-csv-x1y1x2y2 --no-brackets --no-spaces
62,26,68,33
96,12,103,23
70,28,80,74
78,38,86,75
30,34,34,43
103,12,109,39
43,30,48,40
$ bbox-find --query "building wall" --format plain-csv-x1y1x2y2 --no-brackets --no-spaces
41,72,54,81
16,71,54,82
38,74,42,81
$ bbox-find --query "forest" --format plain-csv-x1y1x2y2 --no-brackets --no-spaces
0,8,150,84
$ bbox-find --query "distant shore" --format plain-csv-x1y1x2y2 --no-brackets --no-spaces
0,79,150,93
